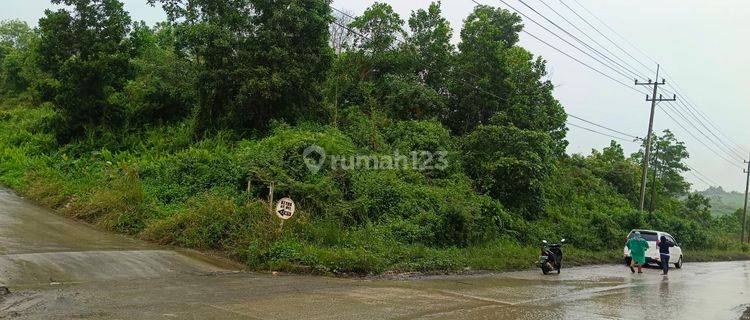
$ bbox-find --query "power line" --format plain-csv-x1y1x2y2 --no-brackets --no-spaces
478,0,638,82
520,0,744,165
556,0,748,160
656,96,746,162
684,163,721,187
659,90,747,161
660,101,740,167
565,122,636,143
659,68,749,157
520,30,647,95
658,103,743,170
686,170,716,189
492,1,745,175
471,0,656,97
536,0,648,78
566,113,640,140
554,1,748,168
482,0,740,190
567,0,658,73
515,0,642,79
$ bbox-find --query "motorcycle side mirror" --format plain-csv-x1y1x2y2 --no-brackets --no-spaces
542,240,548,244
560,239,566,243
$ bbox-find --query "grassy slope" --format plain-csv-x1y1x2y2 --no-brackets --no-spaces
1,103,747,275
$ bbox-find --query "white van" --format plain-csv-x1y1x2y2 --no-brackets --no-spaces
623,229,683,268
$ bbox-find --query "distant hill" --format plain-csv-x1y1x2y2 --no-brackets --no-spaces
699,186,745,216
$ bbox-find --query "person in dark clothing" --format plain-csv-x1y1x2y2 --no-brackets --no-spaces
657,235,675,275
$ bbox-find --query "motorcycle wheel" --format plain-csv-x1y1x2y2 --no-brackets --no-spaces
541,264,550,275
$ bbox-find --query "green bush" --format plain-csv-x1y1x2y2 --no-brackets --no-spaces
140,144,244,204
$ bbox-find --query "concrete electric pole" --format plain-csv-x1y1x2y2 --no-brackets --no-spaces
635,64,676,212
648,144,660,213
742,157,750,243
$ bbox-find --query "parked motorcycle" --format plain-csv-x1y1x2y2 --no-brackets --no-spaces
539,239,565,275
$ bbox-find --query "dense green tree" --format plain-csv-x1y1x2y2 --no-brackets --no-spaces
449,5,568,216
335,7,458,140
462,117,553,219
0,20,35,55
632,130,690,209
344,2,411,96
682,193,713,225
651,130,690,196
0,20,38,96
326,2,445,143
448,5,521,135
349,3,405,55
117,22,196,127
407,1,453,95
501,47,568,154
36,0,133,141
586,141,641,204
448,5,566,152
152,0,334,136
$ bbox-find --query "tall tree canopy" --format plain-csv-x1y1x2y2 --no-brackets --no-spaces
0,20,38,95
452,5,567,216
36,0,133,141
151,0,334,136
586,141,641,205
118,22,197,127
349,2,405,55
633,129,690,203
407,1,454,95
448,5,522,135
0,20,35,56
449,5,566,148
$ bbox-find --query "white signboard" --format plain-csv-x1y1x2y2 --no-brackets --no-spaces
275,198,296,220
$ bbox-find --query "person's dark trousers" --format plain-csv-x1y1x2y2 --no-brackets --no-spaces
660,254,670,274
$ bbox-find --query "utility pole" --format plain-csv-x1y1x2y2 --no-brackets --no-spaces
635,64,676,212
649,144,660,213
742,156,750,243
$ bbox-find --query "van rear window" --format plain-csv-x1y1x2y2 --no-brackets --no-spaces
628,231,658,242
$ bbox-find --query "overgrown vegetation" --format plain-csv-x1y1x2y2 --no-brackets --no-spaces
0,0,746,275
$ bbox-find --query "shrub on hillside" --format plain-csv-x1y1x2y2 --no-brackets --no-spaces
139,144,244,204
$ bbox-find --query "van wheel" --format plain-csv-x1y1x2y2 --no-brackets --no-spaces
674,257,683,269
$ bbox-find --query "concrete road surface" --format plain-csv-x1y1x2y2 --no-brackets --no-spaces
1,188,749,319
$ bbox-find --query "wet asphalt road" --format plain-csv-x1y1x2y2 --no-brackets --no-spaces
1,188,749,319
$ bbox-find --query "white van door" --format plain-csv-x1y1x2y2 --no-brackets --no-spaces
665,234,681,264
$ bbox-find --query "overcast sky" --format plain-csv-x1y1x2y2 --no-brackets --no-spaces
3,0,749,191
